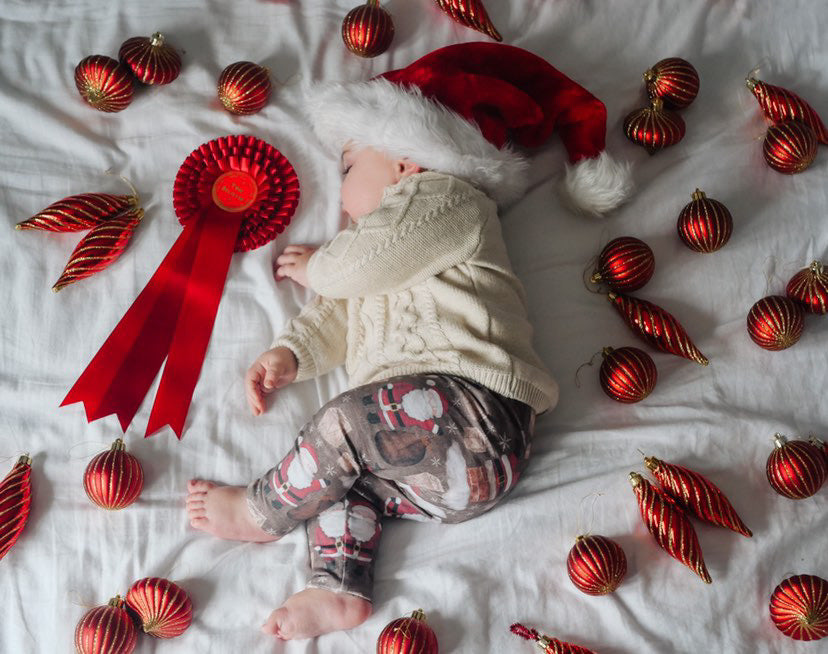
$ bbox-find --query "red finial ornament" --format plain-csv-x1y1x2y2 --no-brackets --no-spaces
217,62,271,115
342,1,395,58
376,609,438,654
676,189,733,253
599,346,657,403
75,55,135,112
762,122,818,174
125,577,193,638
765,433,826,500
644,57,700,110
591,236,655,292
769,574,828,641
433,0,502,42
566,534,627,595
623,98,686,154
74,596,138,654
746,76,828,145
786,261,828,314
83,438,144,510
510,623,596,654
15,191,139,232
0,455,32,561
746,295,804,351
119,32,182,85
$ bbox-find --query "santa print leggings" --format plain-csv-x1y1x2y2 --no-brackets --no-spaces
246,373,535,602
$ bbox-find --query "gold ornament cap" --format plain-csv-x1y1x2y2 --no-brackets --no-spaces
772,433,789,449
628,472,644,488
643,455,661,472
107,595,125,608
691,188,707,201
150,32,166,47
745,76,758,91
110,438,126,452
17,453,32,466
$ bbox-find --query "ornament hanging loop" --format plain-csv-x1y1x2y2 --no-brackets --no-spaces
574,349,603,388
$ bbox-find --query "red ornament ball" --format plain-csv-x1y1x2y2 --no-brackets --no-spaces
119,32,181,85
75,55,135,112
763,122,818,174
566,534,628,595
599,346,657,403
83,438,144,510
342,1,395,58
746,295,804,351
125,577,193,638
786,260,828,314
676,189,733,253
75,596,138,654
766,433,827,500
591,236,655,292
770,574,828,641
217,62,271,115
644,57,700,110
377,609,438,654
623,98,685,154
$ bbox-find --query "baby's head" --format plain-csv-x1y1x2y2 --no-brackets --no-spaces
340,144,422,221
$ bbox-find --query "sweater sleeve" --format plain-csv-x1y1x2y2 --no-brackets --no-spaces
270,295,348,382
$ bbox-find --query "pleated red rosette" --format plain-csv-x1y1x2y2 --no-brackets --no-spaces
0,455,32,561
125,577,193,638
75,595,138,654
769,574,828,641
510,623,596,654
62,135,300,438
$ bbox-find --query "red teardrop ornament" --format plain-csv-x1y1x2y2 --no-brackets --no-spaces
599,346,657,403
747,77,828,145
765,433,826,500
15,192,139,232
217,61,271,115
119,32,182,85
83,438,144,510
591,236,655,292
376,609,438,654
623,98,685,154
125,577,193,638
770,574,828,641
342,1,395,58
566,534,627,595
786,260,828,314
644,57,700,110
676,189,733,253
75,55,135,112
510,623,596,653
74,596,138,654
746,295,804,351
433,0,502,41
0,455,32,561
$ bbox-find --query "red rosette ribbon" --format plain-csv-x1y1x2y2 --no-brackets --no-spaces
62,135,300,438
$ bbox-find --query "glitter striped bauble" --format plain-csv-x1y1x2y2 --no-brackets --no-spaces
217,61,271,115
16,192,139,232
125,577,193,638
676,189,733,253
119,32,182,85
766,433,826,500
762,121,818,174
623,98,685,154
770,574,828,641
566,534,627,595
591,236,655,291
0,455,32,561
599,346,657,403
644,456,752,537
746,295,804,351
74,596,138,654
433,0,502,41
786,261,828,314
53,207,143,291
75,55,135,113
629,472,711,583
510,623,596,654
342,1,395,58
644,57,700,110
747,77,828,145
607,292,708,365
83,439,144,510
377,609,438,654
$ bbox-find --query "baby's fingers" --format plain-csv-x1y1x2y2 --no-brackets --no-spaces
282,244,314,254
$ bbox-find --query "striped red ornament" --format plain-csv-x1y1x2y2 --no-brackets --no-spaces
217,61,271,115
766,433,826,500
125,577,193,638
599,346,657,403
747,77,828,145
607,292,709,365
623,98,686,154
433,0,502,42
16,192,139,232
342,1,395,58
119,32,182,85
644,456,752,537
809,435,828,466
75,55,135,113
676,189,733,253
591,236,655,292
0,455,32,561
770,574,828,641
786,260,828,314
566,534,627,595
762,121,818,174
74,596,138,654
377,609,438,654
510,623,596,654
83,438,144,510
746,295,805,351
644,57,700,110
629,472,711,583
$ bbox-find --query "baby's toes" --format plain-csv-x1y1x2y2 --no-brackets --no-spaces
262,608,289,638
188,479,215,494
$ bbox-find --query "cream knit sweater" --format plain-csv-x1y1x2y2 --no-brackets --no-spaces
272,171,558,414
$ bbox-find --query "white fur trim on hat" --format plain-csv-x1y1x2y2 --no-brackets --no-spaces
562,151,634,216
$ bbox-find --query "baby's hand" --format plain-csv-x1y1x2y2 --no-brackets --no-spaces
275,245,316,288
245,346,298,416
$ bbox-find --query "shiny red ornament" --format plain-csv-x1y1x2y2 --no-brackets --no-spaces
746,295,804,351
510,623,596,654
599,346,657,403
607,292,709,365
676,189,733,253
74,596,138,654
765,433,827,500
0,455,32,561
809,435,828,466
125,577,193,638
15,192,139,232
83,438,144,510
747,76,828,145
623,98,685,154
217,62,271,115
644,455,752,537
433,0,502,42
566,534,627,595
75,55,135,113
591,236,655,292
770,574,828,641
644,57,700,110
119,32,182,85
762,121,818,174
786,260,828,314
342,1,395,58
53,207,144,291
377,609,438,654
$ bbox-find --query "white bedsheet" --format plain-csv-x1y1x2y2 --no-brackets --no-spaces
2,1,827,652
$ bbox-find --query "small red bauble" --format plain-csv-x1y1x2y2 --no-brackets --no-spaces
125,577,193,638
676,189,733,253
83,438,144,510
15,192,139,232
591,236,655,292
0,455,32,561
766,433,827,500
433,0,502,41
747,77,828,145
623,98,685,154
75,55,135,112
217,62,271,115
786,260,828,314
119,32,182,85
377,609,438,654
769,574,828,641
746,295,804,351
644,57,700,110
599,346,657,403
75,596,138,654
566,534,627,595
342,1,395,58
762,122,818,174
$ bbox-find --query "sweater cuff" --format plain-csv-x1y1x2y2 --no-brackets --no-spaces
271,334,317,382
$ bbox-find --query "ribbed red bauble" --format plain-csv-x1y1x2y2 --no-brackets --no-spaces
644,57,700,110
119,32,182,85
342,1,395,58
763,122,818,174
217,61,271,115
786,260,828,314
75,55,135,112
566,534,627,595
676,189,733,253
746,295,804,350
0,454,33,561
83,438,144,510
623,98,685,154
591,236,655,292
769,574,828,641
74,596,138,654
766,433,826,500
125,577,193,638
376,609,438,653
599,346,657,403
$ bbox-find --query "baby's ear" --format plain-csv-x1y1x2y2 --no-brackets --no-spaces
398,159,422,179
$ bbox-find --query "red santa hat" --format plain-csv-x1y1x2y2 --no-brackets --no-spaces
307,42,632,214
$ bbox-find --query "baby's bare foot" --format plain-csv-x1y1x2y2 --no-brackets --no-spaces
261,588,372,640
186,479,278,543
